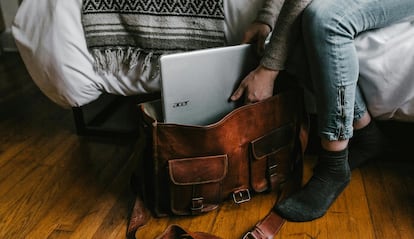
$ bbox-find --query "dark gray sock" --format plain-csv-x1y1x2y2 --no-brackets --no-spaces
275,148,351,222
349,120,387,170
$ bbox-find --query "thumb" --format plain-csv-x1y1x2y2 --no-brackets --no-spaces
241,29,256,44
241,34,252,44
230,85,245,101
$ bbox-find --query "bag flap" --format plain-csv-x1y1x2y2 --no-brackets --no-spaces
251,123,295,160
168,155,228,185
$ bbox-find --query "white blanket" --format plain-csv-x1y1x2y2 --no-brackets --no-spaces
356,21,414,122
12,0,414,122
12,0,264,108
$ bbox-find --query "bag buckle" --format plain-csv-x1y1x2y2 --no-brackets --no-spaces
232,189,251,204
191,197,204,212
242,232,257,239
267,156,279,177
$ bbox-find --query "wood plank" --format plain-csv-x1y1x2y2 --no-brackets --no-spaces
0,129,73,191
23,139,138,239
362,159,414,239
66,140,143,239
0,136,80,238
0,128,136,239
324,169,375,239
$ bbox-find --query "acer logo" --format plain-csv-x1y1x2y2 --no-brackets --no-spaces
172,101,189,108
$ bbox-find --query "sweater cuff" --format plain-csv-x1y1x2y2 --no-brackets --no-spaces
260,57,285,71
255,14,276,31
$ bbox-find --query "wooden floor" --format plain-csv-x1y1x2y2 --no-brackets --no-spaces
0,52,413,239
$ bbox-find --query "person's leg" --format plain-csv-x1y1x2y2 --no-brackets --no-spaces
306,0,414,143
275,0,414,222
349,88,387,169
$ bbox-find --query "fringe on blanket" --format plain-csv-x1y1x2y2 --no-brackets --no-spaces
90,47,155,74
81,0,225,74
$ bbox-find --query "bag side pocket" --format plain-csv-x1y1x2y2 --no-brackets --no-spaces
168,155,228,215
249,123,296,193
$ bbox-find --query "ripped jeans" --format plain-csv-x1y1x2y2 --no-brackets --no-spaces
302,0,414,141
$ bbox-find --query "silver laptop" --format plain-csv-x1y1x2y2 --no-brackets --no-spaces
159,44,259,125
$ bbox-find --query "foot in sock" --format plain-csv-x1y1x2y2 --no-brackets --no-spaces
349,120,387,170
275,148,351,222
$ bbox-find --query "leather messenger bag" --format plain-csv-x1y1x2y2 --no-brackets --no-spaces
128,88,309,239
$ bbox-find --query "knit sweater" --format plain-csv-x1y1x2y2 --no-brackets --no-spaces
256,0,313,71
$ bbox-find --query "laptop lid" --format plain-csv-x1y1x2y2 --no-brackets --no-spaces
159,44,259,125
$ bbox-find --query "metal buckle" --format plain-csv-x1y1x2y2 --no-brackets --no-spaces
232,189,251,204
242,232,256,239
191,197,204,211
268,157,279,177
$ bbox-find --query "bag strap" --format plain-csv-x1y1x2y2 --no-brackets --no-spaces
241,157,303,239
155,225,222,239
241,110,308,239
126,196,150,239
126,191,285,239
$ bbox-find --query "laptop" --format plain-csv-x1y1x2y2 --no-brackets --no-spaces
159,44,259,125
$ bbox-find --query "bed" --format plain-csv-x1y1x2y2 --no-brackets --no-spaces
11,0,414,124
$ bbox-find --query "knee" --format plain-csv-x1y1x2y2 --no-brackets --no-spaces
302,1,355,40
302,2,334,39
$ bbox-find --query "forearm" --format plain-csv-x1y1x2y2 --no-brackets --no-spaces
261,0,312,71
255,0,285,31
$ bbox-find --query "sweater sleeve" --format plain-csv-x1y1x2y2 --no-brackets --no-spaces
255,0,285,31
260,0,312,71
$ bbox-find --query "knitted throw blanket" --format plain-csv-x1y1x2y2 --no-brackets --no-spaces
81,0,225,73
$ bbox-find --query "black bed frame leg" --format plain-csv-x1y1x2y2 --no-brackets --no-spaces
72,107,87,136
70,93,161,138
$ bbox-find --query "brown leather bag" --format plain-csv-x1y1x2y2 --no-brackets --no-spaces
128,88,309,239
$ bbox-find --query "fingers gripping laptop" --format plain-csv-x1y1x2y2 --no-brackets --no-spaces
159,44,259,126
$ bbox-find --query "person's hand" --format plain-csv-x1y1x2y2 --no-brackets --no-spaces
242,22,271,55
231,65,279,104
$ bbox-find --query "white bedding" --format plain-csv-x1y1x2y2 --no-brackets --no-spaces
356,21,414,122
12,0,414,121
